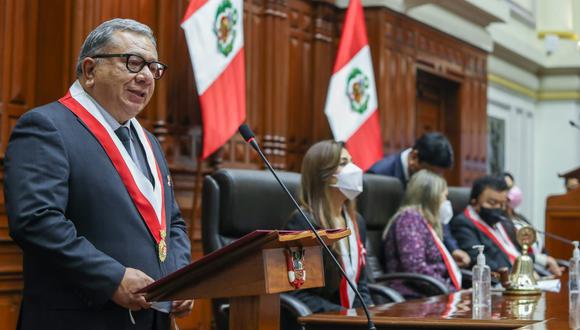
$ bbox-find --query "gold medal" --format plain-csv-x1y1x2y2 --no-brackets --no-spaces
159,230,167,262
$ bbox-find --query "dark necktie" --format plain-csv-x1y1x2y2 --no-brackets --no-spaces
115,126,132,155
114,126,154,186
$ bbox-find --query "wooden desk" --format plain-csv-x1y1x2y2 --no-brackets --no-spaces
299,287,578,330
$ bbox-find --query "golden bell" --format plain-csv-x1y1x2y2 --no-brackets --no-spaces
505,226,541,296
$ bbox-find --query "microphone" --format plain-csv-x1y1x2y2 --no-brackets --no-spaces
569,120,580,131
536,229,575,245
239,124,259,150
238,124,376,330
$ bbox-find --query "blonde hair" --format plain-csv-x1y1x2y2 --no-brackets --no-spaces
383,170,447,239
298,140,357,230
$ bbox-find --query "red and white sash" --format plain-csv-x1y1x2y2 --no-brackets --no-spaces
464,206,519,264
59,81,167,250
441,291,462,318
338,211,366,309
425,222,462,291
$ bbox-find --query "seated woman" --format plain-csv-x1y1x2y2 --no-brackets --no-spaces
382,170,462,298
503,172,563,276
284,140,374,313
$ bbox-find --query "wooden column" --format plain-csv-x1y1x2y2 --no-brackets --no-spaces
230,294,281,330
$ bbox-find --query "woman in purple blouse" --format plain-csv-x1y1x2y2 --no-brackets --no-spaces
382,170,461,298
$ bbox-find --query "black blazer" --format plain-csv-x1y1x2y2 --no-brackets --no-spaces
4,102,191,330
367,152,406,188
450,210,512,271
283,211,373,313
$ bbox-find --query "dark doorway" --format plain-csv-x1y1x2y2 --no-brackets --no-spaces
415,70,460,185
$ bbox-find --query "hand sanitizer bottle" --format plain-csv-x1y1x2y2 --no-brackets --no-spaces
570,241,579,294
472,245,491,311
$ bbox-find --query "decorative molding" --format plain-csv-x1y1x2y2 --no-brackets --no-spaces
488,74,537,99
537,91,580,100
489,73,580,101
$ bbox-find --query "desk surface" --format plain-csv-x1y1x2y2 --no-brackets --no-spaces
300,287,579,329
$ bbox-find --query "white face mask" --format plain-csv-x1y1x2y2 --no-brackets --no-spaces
439,200,454,225
330,162,363,200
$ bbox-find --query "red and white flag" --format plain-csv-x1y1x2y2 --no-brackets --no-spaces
324,0,382,171
181,0,246,159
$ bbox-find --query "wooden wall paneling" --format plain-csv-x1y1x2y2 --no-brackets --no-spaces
308,2,335,152
372,12,393,153
0,0,39,156
367,10,417,157
35,0,71,107
368,10,392,154
286,0,314,172
262,0,290,170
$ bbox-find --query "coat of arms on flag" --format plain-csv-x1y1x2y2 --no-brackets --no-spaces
346,67,370,114
213,0,238,57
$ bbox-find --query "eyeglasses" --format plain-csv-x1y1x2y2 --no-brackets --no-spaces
91,53,168,80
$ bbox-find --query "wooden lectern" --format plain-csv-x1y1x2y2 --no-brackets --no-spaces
545,166,580,260
139,229,350,330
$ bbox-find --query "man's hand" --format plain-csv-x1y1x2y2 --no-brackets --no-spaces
171,300,194,318
452,249,471,268
545,256,564,276
112,268,154,311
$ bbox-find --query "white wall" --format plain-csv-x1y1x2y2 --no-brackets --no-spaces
488,84,580,231
487,84,536,225
533,100,580,230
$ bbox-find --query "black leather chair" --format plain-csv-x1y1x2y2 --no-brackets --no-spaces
202,169,306,330
448,186,471,217
202,169,402,330
357,174,450,298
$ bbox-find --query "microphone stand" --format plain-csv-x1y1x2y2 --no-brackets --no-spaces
240,126,376,330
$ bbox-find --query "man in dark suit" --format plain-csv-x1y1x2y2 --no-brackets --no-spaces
450,175,520,271
367,132,454,188
368,132,470,268
4,19,192,329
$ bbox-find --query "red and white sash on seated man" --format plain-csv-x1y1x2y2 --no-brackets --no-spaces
58,81,167,261
464,206,519,264
425,222,462,291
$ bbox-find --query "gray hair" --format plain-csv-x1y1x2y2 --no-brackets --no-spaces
76,18,157,77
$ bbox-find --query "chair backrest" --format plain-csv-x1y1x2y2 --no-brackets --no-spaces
448,186,471,217
201,168,301,254
357,174,404,278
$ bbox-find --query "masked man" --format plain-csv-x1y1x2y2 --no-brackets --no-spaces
450,175,519,271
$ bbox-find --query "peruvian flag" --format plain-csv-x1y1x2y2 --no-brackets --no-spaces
324,0,382,171
181,0,246,159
